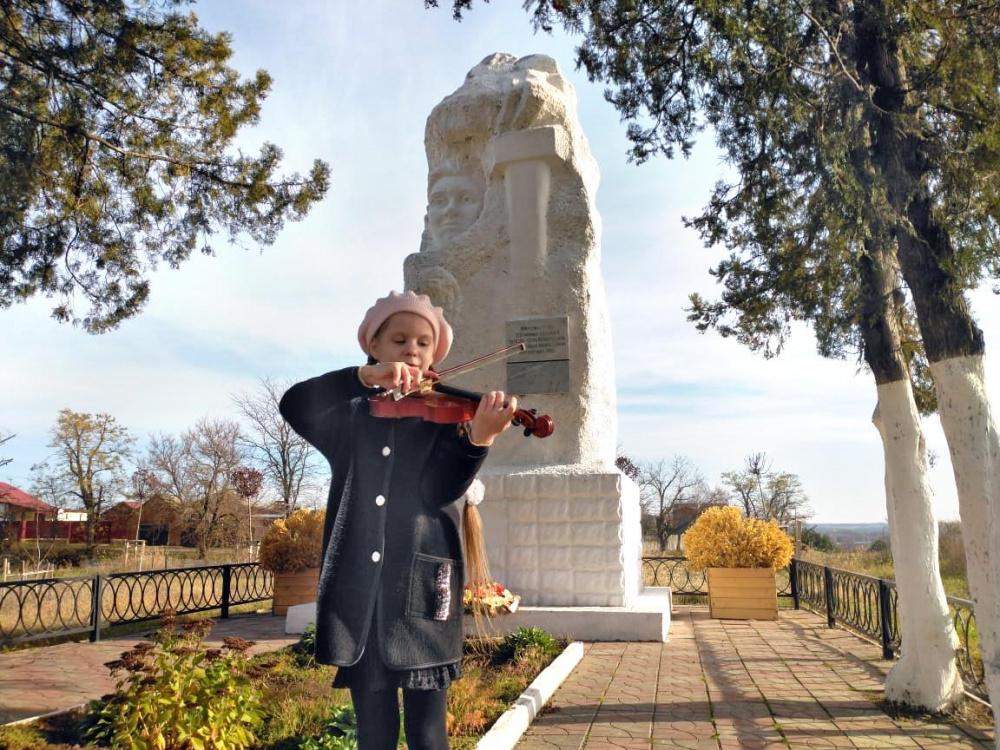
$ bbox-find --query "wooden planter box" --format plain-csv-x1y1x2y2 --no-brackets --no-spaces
707,567,778,620
272,567,320,616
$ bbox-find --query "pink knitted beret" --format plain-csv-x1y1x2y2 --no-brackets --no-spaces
357,290,453,364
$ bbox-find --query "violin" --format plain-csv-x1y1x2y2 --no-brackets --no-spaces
369,380,554,438
366,343,554,438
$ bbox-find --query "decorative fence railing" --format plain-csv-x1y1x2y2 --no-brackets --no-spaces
0,562,272,647
643,556,986,702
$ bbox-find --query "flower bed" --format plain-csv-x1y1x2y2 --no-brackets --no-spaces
0,620,567,750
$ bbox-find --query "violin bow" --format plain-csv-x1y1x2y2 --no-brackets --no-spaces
386,342,527,401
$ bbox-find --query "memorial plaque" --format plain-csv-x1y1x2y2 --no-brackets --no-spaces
505,317,570,393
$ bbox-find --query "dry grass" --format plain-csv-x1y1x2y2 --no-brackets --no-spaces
448,639,563,750
3,545,258,581
797,549,972,600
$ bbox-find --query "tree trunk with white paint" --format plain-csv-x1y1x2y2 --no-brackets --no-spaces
856,246,963,711
873,381,964,709
853,3,996,725
928,356,1000,735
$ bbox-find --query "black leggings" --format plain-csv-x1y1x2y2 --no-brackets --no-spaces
350,687,449,750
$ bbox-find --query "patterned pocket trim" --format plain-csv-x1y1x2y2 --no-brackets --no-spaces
433,561,452,621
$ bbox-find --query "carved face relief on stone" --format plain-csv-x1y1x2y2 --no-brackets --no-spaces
427,172,485,247
409,266,462,322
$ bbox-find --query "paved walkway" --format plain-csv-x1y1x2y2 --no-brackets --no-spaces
517,608,996,750
0,607,994,750
0,613,298,724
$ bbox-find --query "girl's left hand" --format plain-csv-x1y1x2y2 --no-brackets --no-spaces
468,391,518,447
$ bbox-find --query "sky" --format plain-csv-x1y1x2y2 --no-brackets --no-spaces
3,1,1000,523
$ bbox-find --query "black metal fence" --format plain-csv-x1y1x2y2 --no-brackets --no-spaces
643,556,985,701
0,563,272,647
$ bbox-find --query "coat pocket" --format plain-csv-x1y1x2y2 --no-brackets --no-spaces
406,552,461,621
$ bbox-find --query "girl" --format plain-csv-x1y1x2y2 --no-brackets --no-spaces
279,290,516,750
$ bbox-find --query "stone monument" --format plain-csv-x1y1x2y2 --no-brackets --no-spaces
405,53,670,640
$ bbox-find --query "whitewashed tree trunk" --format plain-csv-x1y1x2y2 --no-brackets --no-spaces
873,379,964,710
929,354,1000,739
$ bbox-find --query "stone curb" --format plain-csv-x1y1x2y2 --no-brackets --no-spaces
476,641,585,750
4,702,88,727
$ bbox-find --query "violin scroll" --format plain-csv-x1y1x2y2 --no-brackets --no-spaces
513,408,554,438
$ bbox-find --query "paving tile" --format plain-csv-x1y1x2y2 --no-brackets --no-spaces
0,613,298,724
583,741,651,750
651,740,721,750
630,603,984,750
519,735,588,750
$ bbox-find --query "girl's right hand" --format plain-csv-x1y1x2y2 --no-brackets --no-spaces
359,362,432,393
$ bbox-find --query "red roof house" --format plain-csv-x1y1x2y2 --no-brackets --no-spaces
0,483,56,515
0,483,65,542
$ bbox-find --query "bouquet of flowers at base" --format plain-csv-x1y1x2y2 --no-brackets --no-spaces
463,581,520,616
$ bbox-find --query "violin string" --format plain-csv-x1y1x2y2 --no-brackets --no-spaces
386,341,527,400
433,341,526,381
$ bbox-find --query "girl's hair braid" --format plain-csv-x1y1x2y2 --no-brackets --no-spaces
462,502,490,586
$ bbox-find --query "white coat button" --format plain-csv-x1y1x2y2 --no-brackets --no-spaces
382,446,391,456
375,494,386,506
371,551,381,562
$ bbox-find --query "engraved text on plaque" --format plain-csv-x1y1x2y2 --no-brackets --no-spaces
505,317,570,394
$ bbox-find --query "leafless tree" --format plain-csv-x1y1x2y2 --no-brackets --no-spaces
639,456,709,552
146,419,245,558
722,452,811,525
232,378,318,516
0,430,14,469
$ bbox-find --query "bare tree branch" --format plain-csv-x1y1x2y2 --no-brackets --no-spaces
146,419,246,557
0,431,14,469
638,456,709,552
232,378,319,515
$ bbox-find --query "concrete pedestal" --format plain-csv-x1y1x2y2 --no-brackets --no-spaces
479,467,642,607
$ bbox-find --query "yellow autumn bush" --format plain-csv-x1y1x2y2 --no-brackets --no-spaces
682,506,793,569
258,509,325,573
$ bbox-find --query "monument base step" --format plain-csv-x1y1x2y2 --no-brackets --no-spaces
464,587,672,642
285,588,673,642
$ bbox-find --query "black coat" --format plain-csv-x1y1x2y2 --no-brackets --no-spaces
279,367,487,668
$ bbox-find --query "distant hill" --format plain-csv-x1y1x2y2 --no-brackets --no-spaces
810,523,888,548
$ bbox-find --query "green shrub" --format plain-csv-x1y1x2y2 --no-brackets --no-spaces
493,627,561,666
300,703,358,750
801,526,836,552
85,610,264,750
292,623,318,667
298,702,410,750
3,542,122,568
492,673,528,704
868,538,890,554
